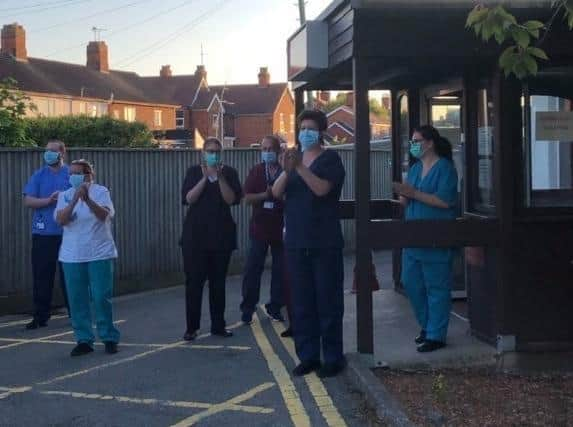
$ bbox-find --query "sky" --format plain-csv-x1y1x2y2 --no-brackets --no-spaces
0,0,333,84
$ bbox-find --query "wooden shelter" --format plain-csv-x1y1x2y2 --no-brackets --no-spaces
288,0,573,354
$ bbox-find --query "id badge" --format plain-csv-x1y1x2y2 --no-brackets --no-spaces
263,201,274,210
208,176,218,183
35,222,45,230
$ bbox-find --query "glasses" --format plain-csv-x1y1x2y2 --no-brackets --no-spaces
409,139,424,144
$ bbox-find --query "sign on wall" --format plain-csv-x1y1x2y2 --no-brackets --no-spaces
536,112,573,142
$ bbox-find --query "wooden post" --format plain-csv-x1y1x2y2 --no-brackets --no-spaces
353,55,373,355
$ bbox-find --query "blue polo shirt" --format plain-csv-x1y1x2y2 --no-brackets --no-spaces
23,165,70,236
404,157,458,262
284,149,346,249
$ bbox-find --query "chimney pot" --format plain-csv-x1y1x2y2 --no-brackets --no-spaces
1,23,27,61
160,65,172,78
195,65,207,82
86,41,109,73
258,67,270,87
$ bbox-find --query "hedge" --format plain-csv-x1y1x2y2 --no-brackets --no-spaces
23,115,154,148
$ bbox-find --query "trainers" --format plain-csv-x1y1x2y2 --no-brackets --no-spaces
241,312,253,325
417,340,446,353
292,360,321,377
264,304,284,322
317,358,347,378
104,341,118,354
280,327,293,338
25,319,47,330
211,329,234,338
70,343,94,357
415,330,426,345
183,330,198,341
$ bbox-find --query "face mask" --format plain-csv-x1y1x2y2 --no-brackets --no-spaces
409,141,427,159
44,151,60,165
69,174,85,189
261,151,277,164
298,129,320,152
204,152,221,167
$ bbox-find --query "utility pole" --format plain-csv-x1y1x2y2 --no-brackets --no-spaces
297,0,306,25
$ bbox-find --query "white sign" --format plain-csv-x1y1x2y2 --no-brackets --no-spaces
536,112,573,142
478,126,494,155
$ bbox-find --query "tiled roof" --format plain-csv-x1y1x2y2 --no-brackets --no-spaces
139,74,202,106
0,53,182,106
194,83,288,115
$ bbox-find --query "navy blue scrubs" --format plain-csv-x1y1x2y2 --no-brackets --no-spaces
284,149,346,365
401,157,458,342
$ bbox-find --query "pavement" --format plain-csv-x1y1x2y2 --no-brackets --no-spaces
0,250,500,426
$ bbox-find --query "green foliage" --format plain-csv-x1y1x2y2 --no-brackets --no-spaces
466,2,573,79
432,373,447,403
0,77,37,147
24,115,154,148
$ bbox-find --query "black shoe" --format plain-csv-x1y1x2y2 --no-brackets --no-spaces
417,340,446,353
211,329,233,338
241,312,253,325
281,328,293,338
183,331,198,341
265,304,284,322
25,319,47,330
292,360,321,377
104,341,118,354
318,358,347,378
70,343,94,357
415,330,426,345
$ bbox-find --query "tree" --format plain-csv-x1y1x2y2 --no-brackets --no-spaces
466,1,573,79
0,77,36,147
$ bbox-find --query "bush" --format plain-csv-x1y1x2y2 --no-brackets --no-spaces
24,115,154,148
0,77,36,147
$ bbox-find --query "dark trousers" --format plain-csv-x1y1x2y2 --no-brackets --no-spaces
31,234,69,323
240,238,284,315
182,247,232,333
287,248,344,365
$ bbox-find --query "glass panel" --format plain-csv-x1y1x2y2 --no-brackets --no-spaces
526,91,573,207
474,84,496,211
399,94,410,181
431,104,461,128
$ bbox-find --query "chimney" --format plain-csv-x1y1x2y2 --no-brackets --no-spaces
258,67,270,87
86,41,109,73
160,65,172,78
1,23,27,61
195,65,207,82
345,92,354,108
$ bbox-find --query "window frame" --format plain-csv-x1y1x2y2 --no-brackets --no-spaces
154,109,163,127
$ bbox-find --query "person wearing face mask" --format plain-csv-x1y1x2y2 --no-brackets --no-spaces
273,110,346,378
240,135,285,324
392,125,458,353
181,138,243,341
23,140,71,330
54,159,120,357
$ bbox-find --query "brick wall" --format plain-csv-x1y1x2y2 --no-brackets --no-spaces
109,103,176,131
272,89,295,145
235,115,273,147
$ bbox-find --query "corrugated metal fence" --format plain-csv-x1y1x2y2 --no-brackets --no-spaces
0,148,392,306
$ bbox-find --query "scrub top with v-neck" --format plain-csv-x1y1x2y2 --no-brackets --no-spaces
404,157,458,262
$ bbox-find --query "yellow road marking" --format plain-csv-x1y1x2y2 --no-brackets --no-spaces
41,389,274,415
0,320,126,350
0,315,68,329
250,313,311,427
37,321,243,386
265,309,348,427
170,382,275,427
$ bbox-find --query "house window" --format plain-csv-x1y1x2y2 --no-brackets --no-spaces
290,114,295,132
113,109,120,120
212,114,219,129
154,110,163,127
124,106,136,122
176,109,185,129
78,102,87,115
279,113,285,133
90,104,98,117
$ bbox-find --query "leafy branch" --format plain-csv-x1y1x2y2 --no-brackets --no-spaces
466,1,573,79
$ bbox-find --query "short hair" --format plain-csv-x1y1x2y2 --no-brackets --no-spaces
204,137,222,150
71,159,94,175
297,109,328,132
262,135,281,150
46,139,65,152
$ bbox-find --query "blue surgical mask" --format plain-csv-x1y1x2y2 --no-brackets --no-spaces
409,141,423,159
44,151,60,165
69,174,85,189
204,152,221,167
261,151,277,164
298,129,320,152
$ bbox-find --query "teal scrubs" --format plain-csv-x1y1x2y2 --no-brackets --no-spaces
401,157,458,342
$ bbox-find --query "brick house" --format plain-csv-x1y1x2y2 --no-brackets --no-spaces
0,23,178,131
326,104,391,144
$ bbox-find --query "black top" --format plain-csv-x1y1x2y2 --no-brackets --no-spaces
181,165,243,251
284,149,346,249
